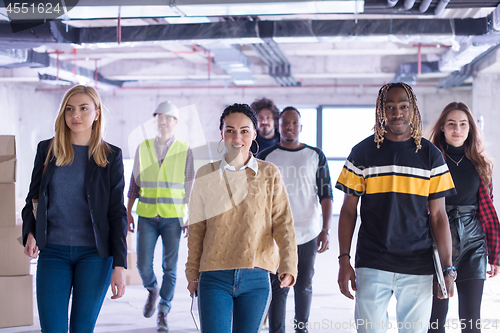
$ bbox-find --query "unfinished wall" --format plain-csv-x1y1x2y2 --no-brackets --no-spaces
0,83,477,207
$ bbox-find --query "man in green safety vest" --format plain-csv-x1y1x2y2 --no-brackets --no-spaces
127,101,194,332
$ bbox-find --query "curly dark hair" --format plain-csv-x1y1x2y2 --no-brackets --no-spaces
250,97,280,129
219,103,258,131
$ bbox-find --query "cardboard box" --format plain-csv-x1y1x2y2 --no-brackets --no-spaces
126,232,136,252
126,251,142,285
0,135,16,183
0,225,30,276
0,275,34,328
126,269,143,285
0,183,16,227
16,198,27,225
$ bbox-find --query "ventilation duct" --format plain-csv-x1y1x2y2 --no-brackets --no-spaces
36,55,124,89
0,46,122,88
439,42,493,72
490,3,500,31
393,61,440,84
438,44,500,89
38,73,73,86
251,41,301,87
0,48,50,68
0,17,492,46
0,48,29,67
205,43,255,86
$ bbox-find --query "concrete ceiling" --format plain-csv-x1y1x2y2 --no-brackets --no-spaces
1,0,500,90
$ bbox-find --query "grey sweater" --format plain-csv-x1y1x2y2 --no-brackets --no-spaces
47,145,95,247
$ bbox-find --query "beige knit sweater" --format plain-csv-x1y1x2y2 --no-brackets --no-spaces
185,159,298,284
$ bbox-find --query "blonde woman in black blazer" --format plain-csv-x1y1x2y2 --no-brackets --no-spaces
22,85,128,333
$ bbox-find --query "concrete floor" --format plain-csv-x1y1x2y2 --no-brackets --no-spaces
2,216,500,333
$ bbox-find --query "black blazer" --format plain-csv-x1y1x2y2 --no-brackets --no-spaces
22,139,128,268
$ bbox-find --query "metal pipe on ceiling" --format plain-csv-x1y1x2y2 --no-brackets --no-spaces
387,0,399,8
419,0,432,13
207,52,211,80
435,0,451,16
94,59,98,89
117,6,122,44
417,43,422,74
404,0,416,10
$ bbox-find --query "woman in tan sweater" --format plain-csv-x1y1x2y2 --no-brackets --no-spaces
186,103,298,333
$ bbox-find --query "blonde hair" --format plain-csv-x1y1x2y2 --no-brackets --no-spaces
46,85,109,167
374,82,423,152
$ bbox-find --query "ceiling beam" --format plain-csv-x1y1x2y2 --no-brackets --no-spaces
47,18,491,46
0,16,493,48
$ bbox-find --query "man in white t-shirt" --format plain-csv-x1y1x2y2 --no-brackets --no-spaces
257,106,333,333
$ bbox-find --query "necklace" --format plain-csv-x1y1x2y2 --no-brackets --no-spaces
446,153,465,166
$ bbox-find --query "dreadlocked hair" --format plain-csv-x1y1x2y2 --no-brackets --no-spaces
374,82,423,152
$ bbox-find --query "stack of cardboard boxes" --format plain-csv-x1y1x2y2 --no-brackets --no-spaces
0,135,34,328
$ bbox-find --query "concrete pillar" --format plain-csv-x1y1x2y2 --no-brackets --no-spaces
472,72,500,199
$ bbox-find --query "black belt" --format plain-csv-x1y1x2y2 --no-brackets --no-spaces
445,205,477,214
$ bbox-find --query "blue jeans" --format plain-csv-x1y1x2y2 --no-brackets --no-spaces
37,243,113,333
269,236,318,333
199,268,271,333
355,267,433,333
136,216,182,313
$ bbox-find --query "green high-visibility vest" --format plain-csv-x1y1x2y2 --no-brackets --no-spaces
136,139,188,218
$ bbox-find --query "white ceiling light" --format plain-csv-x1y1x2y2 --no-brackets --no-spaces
58,1,364,20
177,1,364,16
193,38,265,45
273,36,319,43
65,6,179,20
165,17,211,24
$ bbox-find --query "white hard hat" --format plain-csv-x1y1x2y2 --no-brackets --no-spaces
153,101,179,119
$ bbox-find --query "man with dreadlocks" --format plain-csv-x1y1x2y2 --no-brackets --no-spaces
335,83,457,333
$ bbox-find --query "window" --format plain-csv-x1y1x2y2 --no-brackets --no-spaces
297,108,317,147
274,105,374,215
276,106,317,147
322,106,375,157
322,106,374,214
